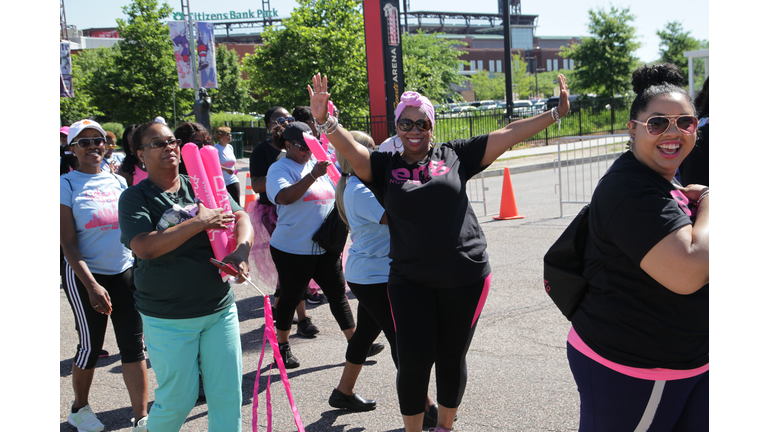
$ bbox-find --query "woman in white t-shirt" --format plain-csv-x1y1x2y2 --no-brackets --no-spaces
266,122,356,369
213,126,241,205
60,119,149,432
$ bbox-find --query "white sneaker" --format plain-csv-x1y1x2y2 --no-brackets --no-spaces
132,416,148,432
67,404,105,432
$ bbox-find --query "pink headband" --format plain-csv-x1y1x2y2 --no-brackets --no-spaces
395,91,435,130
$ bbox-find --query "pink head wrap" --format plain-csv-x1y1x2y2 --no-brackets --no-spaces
394,91,435,130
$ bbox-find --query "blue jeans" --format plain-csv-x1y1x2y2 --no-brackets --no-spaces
141,304,242,432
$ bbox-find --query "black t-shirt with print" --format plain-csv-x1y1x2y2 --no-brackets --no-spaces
365,135,491,289
249,139,283,205
572,151,708,370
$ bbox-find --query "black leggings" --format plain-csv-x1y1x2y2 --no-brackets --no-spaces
226,182,240,207
62,263,145,369
346,282,398,366
270,246,355,332
388,274,490,415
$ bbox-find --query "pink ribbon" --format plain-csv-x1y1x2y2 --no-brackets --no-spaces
253,297,305,432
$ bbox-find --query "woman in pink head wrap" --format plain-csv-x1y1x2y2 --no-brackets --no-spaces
309,73,570,432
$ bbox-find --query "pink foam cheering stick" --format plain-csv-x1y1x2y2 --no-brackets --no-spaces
303,132,340,187
200,145,237,251
180,143,233,281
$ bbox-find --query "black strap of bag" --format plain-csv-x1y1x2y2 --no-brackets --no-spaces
311,203,349,255
543,204,608,320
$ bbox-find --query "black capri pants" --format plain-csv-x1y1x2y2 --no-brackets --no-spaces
62,262,145,369
270,246,355,332
346,281,398,366
388,274,491,416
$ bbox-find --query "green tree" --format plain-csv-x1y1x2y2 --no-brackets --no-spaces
657,21,702,77
510,54,533,99
402,31,468,104
243,0,368,117
208,45,254,113
560,6,640,98
60,47,114,125
471,70,505,101
657,21,707,91
91,0,192,124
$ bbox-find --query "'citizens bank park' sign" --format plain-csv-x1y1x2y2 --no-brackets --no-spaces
172,9,279,21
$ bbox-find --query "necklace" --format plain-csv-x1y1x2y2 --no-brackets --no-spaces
151,181,181,204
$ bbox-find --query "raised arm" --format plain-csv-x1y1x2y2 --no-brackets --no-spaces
482,74,570,167
308,74,374,183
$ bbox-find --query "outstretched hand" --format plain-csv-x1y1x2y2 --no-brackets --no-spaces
308,73,331,124
557,74,570,118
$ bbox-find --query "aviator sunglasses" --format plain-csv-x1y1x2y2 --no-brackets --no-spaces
631,115,698,136
73,137,107,148
397,118,432,132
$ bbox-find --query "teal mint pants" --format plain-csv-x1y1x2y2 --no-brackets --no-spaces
141,304,242,432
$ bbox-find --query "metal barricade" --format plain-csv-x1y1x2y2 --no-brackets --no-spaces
556,134,629,217
468,171,488,217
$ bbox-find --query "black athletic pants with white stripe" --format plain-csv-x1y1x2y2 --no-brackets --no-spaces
567,343,708,431
62,262,145,370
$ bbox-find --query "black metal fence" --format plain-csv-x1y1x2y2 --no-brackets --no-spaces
227,97,630,155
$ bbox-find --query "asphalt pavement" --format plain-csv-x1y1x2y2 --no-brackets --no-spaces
59,146,595,432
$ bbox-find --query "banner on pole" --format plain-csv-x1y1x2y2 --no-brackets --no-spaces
380,1,405,131
169,21,194,89
60,42,73,98
196,22,218,89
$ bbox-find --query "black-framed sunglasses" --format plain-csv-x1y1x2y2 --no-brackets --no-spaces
397,118,432,132
276,116,295,126
74,137,106,148
631,115,698,136
143,138,182,150
291,141,310,152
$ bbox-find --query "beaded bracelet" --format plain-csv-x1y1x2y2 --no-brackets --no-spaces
551,107,561,125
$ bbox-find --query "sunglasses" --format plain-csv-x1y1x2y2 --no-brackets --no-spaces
291,141,310,152
397,118,432,132
631,116,698,136
276,116,295,126
73,137,106,148
191,139,213,147
143,138,182,150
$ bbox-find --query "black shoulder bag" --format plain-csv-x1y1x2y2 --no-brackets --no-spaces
312,203,349,255
543,204,606,321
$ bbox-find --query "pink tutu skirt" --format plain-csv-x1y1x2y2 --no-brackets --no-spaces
248,201,349,295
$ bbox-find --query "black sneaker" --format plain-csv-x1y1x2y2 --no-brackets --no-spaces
275,342,300,369
306,292,325,304
367,342,385,357
296,317,320,337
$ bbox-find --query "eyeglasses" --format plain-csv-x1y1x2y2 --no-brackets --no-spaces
275,116,295,126
291,141,310,152
74,137,106,148
631,116,698,136
143,138,182,149
397,118,432,132
191,139,212,147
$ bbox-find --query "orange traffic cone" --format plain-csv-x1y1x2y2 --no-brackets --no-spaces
244,172,257,213
493,168,525,220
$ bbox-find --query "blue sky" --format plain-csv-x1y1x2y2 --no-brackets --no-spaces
62,0,708,64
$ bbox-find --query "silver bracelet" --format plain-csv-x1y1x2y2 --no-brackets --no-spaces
309,171,317,181
314,115,337,135
696,189,709,207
